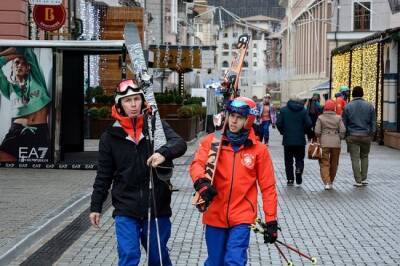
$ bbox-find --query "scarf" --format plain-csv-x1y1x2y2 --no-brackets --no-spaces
225,129,249,152
111,105,144,144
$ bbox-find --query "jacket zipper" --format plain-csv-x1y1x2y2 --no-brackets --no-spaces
226,152,236,227
133,117,137,141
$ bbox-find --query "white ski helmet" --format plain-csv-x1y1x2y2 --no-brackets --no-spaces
115,79,145,104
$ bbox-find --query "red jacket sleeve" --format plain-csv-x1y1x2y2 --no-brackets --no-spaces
256,145,278,222
189,134,213,183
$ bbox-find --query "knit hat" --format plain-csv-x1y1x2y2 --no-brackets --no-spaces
324,99,336,111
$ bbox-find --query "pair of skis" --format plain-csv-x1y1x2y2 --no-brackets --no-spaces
124,23,165,266
192,34,250,211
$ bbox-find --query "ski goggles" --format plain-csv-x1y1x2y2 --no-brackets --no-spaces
227,99,258,117
116,79,141,95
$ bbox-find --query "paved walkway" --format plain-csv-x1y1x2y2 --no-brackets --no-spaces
11,130,400,265
0,169,95,264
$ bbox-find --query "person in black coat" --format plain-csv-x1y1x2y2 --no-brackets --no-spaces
89,79,187,266
276,98,312,186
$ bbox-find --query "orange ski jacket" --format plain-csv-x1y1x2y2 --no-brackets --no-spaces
190,129,278,228
335,96,347,116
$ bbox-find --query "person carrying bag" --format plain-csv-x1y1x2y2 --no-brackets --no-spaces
315,100,346,190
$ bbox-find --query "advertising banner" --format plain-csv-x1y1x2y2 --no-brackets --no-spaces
0,47,53,163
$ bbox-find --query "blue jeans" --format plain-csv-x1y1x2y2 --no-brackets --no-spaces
260,120,271,144
115,216,172,266
205,224,250,266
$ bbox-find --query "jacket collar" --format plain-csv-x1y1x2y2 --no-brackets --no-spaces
109,105,145,144
221,128,257,149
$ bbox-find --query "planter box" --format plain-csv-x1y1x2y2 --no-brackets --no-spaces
89,119,114,139
158,104,183,119
384,131,400,150
164,117,196,141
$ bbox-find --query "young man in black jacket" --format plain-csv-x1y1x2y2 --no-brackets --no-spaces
276,98,312,186
89,79,187,266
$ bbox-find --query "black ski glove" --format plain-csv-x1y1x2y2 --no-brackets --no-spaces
194,178,217,204
263,220,278,244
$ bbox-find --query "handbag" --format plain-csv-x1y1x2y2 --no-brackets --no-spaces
307,141,322,160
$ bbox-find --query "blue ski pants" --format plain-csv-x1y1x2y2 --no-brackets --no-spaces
204,224,250,266
260,120,271,144
115,215,172,266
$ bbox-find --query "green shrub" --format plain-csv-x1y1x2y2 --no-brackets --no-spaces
184,97,205,105
174,95,184,104
189,104,203,118
98,106,111,119
89,107,99,120
177,105,194,118
155,94,167,104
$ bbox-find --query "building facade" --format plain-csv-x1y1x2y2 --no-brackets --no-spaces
216,19,271,98
280,0,400,103
280,0,332,102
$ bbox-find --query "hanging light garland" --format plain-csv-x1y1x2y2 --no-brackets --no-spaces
80,0,102,88
332,44,381,122
332,52,350,95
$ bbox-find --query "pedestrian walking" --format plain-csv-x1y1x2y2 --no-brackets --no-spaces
276,97,312,186
315,100,346,190
334,91,347,116
306,93,323,140
342,86,376,187
258,94,276,144
190,97,278,266
89,79,187,266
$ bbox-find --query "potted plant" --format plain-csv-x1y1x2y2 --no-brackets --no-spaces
156,89,185,118
88,106,113,139
163,105,197,141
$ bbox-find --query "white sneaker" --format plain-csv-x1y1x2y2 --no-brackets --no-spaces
361,181,368,185
354,182,362,187
324,184,330,190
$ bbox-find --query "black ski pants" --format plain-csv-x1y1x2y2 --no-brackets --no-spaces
284,145,305,181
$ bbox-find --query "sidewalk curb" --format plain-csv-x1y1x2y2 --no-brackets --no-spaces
0,192,91,266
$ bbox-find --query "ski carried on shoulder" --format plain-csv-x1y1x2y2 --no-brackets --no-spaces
192,34,250,212
123,23,167,150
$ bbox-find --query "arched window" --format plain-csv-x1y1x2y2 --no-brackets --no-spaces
222,61,229,68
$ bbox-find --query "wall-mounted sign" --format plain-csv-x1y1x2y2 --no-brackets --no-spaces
33,4,66,31
29,0,63,5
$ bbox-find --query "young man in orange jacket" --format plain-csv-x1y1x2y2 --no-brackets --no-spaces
190,97,278,265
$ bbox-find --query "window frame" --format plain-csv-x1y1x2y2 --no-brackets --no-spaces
352,1,372,31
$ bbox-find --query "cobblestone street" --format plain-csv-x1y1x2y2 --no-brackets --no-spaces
42,129,400,265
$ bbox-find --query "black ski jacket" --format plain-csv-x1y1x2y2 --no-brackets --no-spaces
90,119,187,219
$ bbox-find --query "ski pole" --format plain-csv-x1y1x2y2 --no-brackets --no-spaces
250,218,317,265
146,113,164,266
150,167,163,266
276,240,317,265
274,243,294,266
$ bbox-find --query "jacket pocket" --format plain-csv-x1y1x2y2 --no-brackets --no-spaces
244,196,255,212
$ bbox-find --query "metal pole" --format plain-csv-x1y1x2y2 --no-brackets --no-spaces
375,43,381,142
160,0,164,93
380,41,385,145
348,50,353,90
329,53,333,98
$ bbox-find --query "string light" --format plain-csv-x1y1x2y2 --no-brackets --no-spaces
332,52,350,94
80,0,102,88
332,44,382,122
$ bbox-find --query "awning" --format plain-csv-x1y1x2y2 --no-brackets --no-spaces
311,80,330,91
